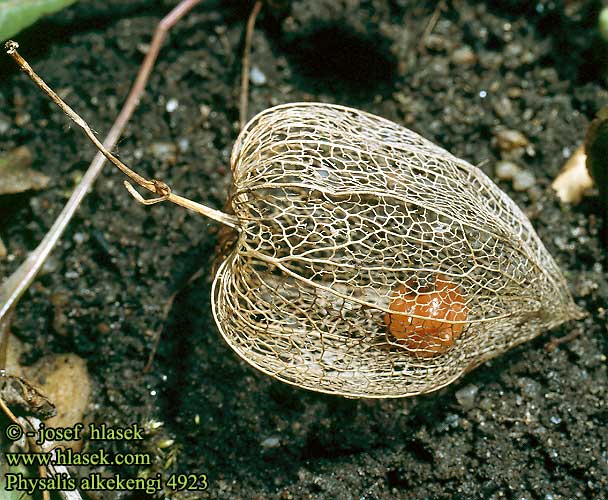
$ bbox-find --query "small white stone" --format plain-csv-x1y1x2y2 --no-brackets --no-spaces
40,254,59,275
260,436,280,448
178,138,190,153
495,161,521,180
165,98,179,113
495,128,529,151
0,119,10,134
250,65,267,86
455,384,479,409
512,170,536,191
451,46,476,65
73,232,86,245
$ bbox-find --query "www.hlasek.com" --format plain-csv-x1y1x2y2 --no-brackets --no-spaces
3,422,208,495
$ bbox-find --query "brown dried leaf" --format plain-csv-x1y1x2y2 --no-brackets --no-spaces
24,354,91,450
0,374,56,419
0,146,49,195
552,144,593,204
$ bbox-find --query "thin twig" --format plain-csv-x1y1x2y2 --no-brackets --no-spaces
0,366,84,498
418,1,445,53
6,42,154,191
545,329,582,352
6,42,238,229
0,0,220,358
144,267,205,372
40,466,50,500
240,1,263,129
146,1,262,372
26,416,85,500
0,310,13,372
0,392,22,426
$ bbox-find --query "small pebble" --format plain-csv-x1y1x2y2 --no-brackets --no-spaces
512,170,536,191
178,138,190,153
507,87,522,98
53,310,69,335
455,384,479,409
493,96,513,118
250,65,267,86
451,46,476,65
505,42,523,59
199,104,211,120
478,397,493,411
73,232,87,245
260,436,281,448
519,377,541,398
165,98,179,113
550,415,561,425
97,323,111,335
49,295,68,313
495,128,529,152
149,142,177,163
444,413,460,429
495,161,521,180
425,34,448,52
15,112,31,127
41,255,59,275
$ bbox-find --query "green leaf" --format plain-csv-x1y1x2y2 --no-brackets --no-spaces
600,7,608,43
0,0,78,42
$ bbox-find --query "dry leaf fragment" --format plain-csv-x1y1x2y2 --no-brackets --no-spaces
24,353,91,450
0,146,49,195
0,375,56,419
552,144,593,204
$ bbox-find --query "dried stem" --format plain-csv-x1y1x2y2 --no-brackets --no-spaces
0,311,12,371
0,0,208,363
6,42,153,190
418,1,445,53
240,1,263,129
5,42,239,229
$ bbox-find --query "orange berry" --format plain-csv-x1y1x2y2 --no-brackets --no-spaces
384,274,468,357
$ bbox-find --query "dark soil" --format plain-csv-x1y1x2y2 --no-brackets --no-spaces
1,0,607,499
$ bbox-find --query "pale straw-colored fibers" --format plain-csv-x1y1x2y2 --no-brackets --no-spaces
212,102,583,398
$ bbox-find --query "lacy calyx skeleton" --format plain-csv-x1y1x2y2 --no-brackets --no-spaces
212,103,583,398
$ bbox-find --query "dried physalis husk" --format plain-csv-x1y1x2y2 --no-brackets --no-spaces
7,45,581,399
212,103,583,398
